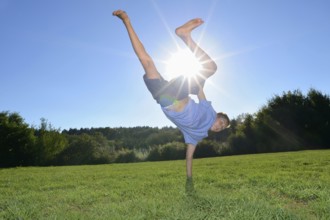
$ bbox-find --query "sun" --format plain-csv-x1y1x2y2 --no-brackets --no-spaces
164,48,202,79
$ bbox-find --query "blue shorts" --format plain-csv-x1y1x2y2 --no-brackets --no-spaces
143,74,205,107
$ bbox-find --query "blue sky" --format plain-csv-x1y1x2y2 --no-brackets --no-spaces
1,0,329,130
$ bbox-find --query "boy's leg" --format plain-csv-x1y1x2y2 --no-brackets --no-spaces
175,19,218,80
113,10,161,80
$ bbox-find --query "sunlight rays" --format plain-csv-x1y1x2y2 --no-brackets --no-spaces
149,0,255,101
164,48,203,79
196,0,219,45
150,0,180,49
150,0,220,81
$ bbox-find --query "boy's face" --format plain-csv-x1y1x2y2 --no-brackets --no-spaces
210,117,228,132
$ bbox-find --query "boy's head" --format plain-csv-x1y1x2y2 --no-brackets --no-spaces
210,112,230,132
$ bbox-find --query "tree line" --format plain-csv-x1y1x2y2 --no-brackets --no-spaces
1,88,329,167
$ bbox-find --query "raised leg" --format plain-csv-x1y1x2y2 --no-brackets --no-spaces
113,10,161,79
175,19,217,79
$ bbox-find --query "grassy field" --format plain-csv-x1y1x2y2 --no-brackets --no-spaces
0,150,329,219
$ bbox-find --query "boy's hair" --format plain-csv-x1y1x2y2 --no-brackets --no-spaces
217,112,230,128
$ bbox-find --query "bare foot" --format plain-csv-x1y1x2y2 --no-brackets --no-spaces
175,18,204,38
113,10,129,22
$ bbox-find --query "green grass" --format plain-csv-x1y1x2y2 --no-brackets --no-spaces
1,150,329,219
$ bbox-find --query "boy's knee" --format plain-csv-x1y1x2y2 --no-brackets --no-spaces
200,69,216,79
144,72,161,80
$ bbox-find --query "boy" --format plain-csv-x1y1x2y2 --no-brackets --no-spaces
113,10,229,179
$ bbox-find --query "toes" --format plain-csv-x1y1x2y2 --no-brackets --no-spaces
112,10,124,16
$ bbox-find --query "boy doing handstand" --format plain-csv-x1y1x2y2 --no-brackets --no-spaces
113,10,230,179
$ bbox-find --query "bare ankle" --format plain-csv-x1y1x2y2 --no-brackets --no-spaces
175,28,189,38
122,18,130,24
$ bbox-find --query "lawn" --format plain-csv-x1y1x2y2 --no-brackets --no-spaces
1,150,329,219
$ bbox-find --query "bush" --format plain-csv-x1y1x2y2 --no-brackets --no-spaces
195,140,219,158
55,133,113,165
147,142,186,161
115,149,141,163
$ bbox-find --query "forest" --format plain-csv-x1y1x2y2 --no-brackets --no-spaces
1,88,329,167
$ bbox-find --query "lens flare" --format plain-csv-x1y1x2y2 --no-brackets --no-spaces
165,48,202,79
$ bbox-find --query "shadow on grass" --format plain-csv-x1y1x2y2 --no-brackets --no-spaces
184,178,223,219
185,178,195,196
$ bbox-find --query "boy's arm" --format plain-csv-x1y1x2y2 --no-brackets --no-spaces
186,144,196,178
197,87,206,101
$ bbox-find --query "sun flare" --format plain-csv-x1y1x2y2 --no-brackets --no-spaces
164,48,202,79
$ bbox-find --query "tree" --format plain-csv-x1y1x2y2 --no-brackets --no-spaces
56,133,114,165
0,111,36,167
228,89,330,154
34,118,68,165
305,89,330,147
